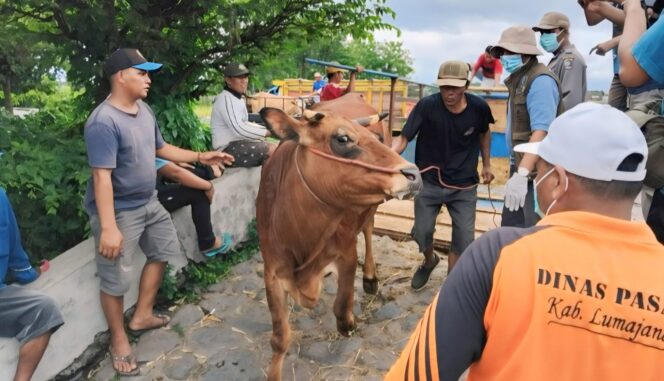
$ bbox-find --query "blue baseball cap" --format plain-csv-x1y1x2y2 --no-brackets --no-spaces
103,48,163,77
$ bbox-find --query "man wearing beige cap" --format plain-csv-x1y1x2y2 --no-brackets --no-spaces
490,25,564,228
533,11,587,111
320,62,364,101
392,60,494,287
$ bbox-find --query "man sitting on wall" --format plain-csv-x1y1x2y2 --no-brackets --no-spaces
0,187,64,381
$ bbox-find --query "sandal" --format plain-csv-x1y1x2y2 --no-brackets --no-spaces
110,349,140,377
202,232,233,257
126,313,170,336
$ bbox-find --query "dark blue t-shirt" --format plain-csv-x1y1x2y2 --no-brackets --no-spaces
402,92,494,186
83,100,165,213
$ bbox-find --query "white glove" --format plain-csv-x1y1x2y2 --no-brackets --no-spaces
504,168,529,212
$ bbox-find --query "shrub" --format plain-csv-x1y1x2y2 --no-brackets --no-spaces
0,97,88,260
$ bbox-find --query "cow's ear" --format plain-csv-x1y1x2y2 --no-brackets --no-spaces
302,110,326,124
260,107,300,140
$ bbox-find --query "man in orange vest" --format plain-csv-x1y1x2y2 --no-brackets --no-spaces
386,102,664,381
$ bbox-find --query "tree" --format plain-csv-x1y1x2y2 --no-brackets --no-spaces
0,13,61,113
2,0,395,101
250,34,414,90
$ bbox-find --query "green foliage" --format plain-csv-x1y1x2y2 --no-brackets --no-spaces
151,95,211,151
0,93,88,260
158,220,260,304
250,33,414,90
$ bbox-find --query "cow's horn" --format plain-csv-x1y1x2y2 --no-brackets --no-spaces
378,112,389,121
353,114,381,126
303,110,325,123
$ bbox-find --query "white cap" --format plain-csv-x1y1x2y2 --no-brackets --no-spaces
514,102,647,182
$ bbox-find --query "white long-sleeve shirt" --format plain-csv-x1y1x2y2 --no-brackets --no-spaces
210,89,268,150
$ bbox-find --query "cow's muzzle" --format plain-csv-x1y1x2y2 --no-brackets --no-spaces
393,166,422,200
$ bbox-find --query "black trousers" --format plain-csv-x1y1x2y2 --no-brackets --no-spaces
501,165,540,228
157,184,215,251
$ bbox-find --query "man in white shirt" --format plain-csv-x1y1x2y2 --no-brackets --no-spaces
211,63,275,167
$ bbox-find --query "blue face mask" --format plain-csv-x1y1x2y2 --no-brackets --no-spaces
500,54,524,74
533,167,568,218
539,32,561,53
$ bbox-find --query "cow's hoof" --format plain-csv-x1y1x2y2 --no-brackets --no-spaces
337,318,357,337
363,277,379,295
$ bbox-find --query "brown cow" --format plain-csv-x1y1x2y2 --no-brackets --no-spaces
257,107,422,381
311,93,390,295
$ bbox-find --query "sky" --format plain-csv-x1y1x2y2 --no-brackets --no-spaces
377,0,616,92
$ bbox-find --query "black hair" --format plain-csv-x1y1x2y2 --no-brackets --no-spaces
327,72,336,81
485,45,493,53
572,153,644,200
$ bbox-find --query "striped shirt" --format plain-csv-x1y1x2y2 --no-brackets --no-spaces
210,89,267,150
386,211,664,381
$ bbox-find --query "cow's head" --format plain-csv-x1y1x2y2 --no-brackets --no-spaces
260,107,422,206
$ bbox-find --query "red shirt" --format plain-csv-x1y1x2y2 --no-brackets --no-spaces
473,54,502,79
320,83,345,101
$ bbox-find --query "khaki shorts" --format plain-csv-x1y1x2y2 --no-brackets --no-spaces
89,197,181,296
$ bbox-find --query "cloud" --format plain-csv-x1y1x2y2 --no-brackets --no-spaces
380,0,618,91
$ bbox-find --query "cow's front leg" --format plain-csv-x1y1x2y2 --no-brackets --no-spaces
264,270,290,381
361,212,379,295
333,246,358,336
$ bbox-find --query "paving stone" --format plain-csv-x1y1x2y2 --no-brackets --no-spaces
293,315,320,331
162,351,202,380
134,329,181,362
188,326,250,358
170,304,204,329
300,341,345,365
372,301,401,322
357,347,397,371
231,260,257,276
199,348,264,381
199,293,251,315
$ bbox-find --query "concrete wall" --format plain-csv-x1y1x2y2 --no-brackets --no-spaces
0,167,261,381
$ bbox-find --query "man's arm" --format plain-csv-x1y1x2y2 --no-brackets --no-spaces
619,0,652,87
385,228,520,380
587,0,627,26
344,65,365,95
215,92,269,140
521,76,559,173
479,131,494,184
158,163,213,191
580,0,607,25
92,168,123,259
590,35,621,56
469,56,483,82
156,143,234,166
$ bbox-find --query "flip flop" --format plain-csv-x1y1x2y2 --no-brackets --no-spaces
126,313,170,336
110,349,140,377
202,233,233,257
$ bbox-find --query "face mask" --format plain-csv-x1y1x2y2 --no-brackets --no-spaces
500,54,524,74
533,167,568,217
540,32,562,53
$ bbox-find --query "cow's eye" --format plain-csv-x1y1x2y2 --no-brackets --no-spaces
336,135,350,144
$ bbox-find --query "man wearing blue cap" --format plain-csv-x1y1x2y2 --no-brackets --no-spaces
83,48,233,376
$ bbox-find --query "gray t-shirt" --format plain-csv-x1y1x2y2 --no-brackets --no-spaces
83,100,165,213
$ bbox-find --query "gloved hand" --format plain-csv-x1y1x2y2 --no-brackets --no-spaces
504,169,529,212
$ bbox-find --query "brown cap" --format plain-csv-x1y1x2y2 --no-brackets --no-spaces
326,62,349,74
490,25,542,57
533,12,570,31
437,60,470,87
